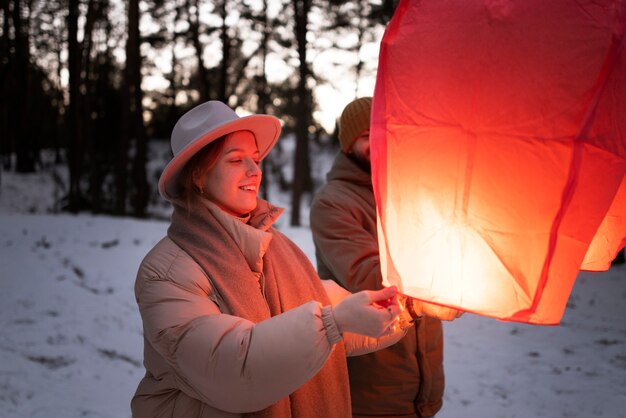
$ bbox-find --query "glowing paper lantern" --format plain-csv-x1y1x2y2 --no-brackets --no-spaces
371,0,626,324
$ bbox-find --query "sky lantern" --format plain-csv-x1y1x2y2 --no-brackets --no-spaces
371,0,626,324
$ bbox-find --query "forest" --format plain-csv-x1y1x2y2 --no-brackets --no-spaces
0,0,398,224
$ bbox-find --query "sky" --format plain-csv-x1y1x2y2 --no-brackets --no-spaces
1,141,625,417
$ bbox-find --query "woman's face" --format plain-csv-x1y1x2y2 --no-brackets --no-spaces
197,130,262,217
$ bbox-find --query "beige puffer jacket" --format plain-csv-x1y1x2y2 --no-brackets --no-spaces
131,199,404,418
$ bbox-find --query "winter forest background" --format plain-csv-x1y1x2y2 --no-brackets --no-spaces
1,0,393,225
1,1,626,417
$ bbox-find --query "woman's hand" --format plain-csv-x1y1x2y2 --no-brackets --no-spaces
333,286,402,337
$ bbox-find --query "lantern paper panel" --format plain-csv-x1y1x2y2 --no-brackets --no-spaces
582,174,626,270
371,0,626,324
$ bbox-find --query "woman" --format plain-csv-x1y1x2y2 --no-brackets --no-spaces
131,101,407,417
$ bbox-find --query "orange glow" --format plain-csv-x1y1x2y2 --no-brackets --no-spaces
372,0,626,324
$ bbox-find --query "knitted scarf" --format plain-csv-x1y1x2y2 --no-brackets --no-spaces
167,195,350,417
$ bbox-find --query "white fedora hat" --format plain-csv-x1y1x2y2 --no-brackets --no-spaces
158,100,281,201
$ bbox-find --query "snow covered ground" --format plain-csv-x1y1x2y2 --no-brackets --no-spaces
0,160,625,418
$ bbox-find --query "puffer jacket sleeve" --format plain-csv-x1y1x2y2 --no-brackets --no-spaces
321,280,406,356
310,194,382,292
136,244,338,414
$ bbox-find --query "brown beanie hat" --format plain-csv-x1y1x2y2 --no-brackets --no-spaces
338,97,372,152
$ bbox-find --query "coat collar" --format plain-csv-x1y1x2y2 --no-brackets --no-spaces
201,197,284,273
326,151,372,187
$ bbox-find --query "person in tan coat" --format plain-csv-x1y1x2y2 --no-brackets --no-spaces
310,97,462,418
132,100,412,418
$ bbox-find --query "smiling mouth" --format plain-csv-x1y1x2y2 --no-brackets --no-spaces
240,185,257,192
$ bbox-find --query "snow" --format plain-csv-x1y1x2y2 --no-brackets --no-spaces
1,157,625,418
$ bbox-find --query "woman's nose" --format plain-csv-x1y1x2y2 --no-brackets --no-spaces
246,159,262,176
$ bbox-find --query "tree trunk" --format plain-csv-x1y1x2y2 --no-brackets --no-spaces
53,28,64,165
258,0,271,200
218,0,229,103
118,0,146,215
290,0,312,226
83,0,100,212
116,13,131,214
0,0,13,170
127,0,148,217
67,0,85,210
166,4,182,130
13,0,36,173
381,0,398,20
189,0,209,102
354,0,366,98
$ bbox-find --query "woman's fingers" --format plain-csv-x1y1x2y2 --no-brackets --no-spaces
333,286,403,337
366,286,398,307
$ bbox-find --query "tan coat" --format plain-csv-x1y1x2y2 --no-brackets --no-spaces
132,198,403,417
310,151,445,418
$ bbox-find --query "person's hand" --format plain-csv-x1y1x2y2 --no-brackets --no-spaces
409,298,464,321
333,286,402,337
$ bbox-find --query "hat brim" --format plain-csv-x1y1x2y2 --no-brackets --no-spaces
158,114,281,201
